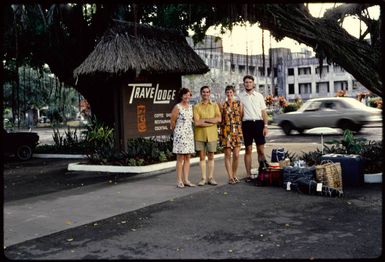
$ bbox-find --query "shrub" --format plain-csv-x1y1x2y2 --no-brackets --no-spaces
324,129,367,154
48,109,63,124
291,130,383,174
299,149,323,166
84,117,116,164
360,140,383,173
368,97,383,109
35,126,88,154
125,136,175,165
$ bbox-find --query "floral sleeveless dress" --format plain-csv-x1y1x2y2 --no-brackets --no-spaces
220,100,243,148
172,104,195,154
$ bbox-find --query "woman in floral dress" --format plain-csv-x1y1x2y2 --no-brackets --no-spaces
170,88,196,188
219,85,244,184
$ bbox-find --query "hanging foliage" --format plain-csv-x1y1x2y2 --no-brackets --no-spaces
2,3,382,97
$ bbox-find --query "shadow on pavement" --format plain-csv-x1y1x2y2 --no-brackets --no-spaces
3,157,141,202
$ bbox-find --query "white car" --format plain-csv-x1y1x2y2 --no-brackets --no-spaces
273,97,382,135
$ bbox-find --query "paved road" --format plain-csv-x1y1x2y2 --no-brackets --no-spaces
4,183,382,259
3,142,382,259
11,124,382,146
268,124,382,143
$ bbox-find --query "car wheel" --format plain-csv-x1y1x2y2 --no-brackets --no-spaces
353,125,363,133
338,119,360,132
16,145,33,161
281,121,294,135
296,128,304,134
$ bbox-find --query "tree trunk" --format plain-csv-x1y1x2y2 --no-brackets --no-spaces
15,24,20,129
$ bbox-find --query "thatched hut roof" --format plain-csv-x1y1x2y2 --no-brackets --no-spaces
73,21,209,78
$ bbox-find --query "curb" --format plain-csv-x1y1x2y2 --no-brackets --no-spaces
66,147,258,174
67,152,227,174
33,153,87,159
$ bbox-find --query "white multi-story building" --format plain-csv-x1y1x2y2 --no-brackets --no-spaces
183,35,369,102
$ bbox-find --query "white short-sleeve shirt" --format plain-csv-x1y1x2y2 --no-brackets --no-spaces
238,89,267,121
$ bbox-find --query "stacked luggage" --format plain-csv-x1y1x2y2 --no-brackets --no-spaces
252,148,351,198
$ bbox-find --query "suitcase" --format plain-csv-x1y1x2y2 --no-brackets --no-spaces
282,166,315,187
295,177,343,197
256,167,283,186
271,148,285,162
320,154,364,187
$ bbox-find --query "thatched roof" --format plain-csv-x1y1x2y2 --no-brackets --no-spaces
73,21,209,78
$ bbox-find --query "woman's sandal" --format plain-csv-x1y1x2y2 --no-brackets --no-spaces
233,177,240,183
184,181,196,187
228,178,236,185
245,176,253,183
177,181,185,188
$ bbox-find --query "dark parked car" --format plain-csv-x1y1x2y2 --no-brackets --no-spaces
2,128,39,160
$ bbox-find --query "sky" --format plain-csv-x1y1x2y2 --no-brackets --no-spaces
204,3,380,55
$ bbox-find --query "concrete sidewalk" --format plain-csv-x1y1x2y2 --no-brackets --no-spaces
2,142,325,247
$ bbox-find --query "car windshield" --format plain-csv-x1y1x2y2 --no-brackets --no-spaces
298,101,322,112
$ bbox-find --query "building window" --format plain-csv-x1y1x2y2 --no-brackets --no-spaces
288,84,295,94
299,83,312,94
352,80,359,90
316,82,330,93
248,66,255,74
315,65,329,75
231,64,235,72
259,85,265,93
333,63,345,73
298,67,311,75
288,68,294,76
334,81,348,91
239,65,245,73
258,67,265,76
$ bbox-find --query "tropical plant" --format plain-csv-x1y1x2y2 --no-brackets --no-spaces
335,90,347,97
84,117,116,164
35,127,88,154
368,97,383,109
265,95,273,106
292,130,383,174
125,136,175,165
360,140,383,174
298,149,323,167
3,62,83,128
324,129,367,154
294,97,303,108
282,103,299,113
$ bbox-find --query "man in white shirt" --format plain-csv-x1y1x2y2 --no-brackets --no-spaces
238,75,269,182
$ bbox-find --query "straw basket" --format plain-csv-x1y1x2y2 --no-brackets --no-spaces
316,160,343,191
